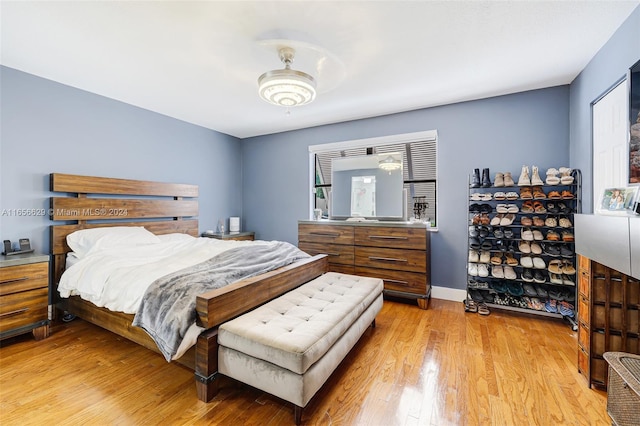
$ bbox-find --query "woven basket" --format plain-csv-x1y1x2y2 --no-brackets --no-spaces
603,352,640,426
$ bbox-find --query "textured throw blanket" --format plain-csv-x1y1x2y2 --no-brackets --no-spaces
132,241,310,361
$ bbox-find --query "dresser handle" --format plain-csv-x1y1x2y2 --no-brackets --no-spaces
0,307,29,318
309,232,340,237
369,256,407,263
384,278,409,285
326,253,341,257
0,277,29,285
369,235,408,240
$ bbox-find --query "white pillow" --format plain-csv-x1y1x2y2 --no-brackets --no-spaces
66,226,161,257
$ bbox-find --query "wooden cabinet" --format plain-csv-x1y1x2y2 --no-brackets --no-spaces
577,254,640,390
0,254,50,341
298,221,431,309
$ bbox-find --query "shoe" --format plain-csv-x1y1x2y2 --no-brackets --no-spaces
471,168,481,188
533,257,546,269
518,165,531,186
532,230,544,241
464,298,478,313
523,283,537,296
478,226,490,238
561,231,574,242
469,225,479,237
545,168,560,185
469,250,480,262
545,299,558,313
558,202,571,214
494,172,504,187
548,260,563,274
547,230,560,241
530,242,543,255
519,241,531,253
560,245,573,258
491,265,504,278
470,193,482,201
481,193,493,201
493,228,504,239
546,202,559,214
490,214,503,226
521,200,534,213
533,270,546,283
504,266,517,280
468,263,478,276
562,261,576,275
522,269,534,282
559,167,574,184
494,191,506,200
503,172,515,187
559,217,572,228
521,228,534,241
532,216,545,227
536,285,549,298
505,252,518,266
496,204,509,213
544,243,560,256
506,281,522,295
533,201,547,213
477,302,491,316
520,187,533,200
470,238,481,249
500,214,515,226
482,168,492,188
533,187,547,200
531,166,544,186
561,190,574,200
481,239,493,250
477,264,489,277
479,250,491,263
549,272,563,285
505,191,519,200
520,256,534,268
520,216,533,226
548,191,562,200
562,274,575,286
490,253,503,265
503,228,514,239
545,216,558,227
507,204,519,213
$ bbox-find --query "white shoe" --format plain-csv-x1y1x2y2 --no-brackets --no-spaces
559,167,574,184
533,257,546,269
477,264,489,277
531,166,544,186
479,250,491,263
469,250,479,262
503,172,515,187
518,165,531,186
468,263,478,276
545,167,560,185
504,266,517,280
491,265,504,278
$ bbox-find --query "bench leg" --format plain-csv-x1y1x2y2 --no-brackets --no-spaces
294,405,303,425
195,328,220,402
371,319,376,328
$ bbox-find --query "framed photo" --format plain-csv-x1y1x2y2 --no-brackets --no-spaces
597,187,639,215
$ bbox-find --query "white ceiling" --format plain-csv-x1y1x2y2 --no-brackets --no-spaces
1,1,639,139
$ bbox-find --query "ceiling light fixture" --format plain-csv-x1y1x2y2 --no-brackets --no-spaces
258,47,316,107
379,154,402,173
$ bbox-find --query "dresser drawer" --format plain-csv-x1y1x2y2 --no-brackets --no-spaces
298,224,354,245
355,226,426,250
0,287,48,333
355,246,426,273
355,266,427,294
578,254,591,275
298,242,354,266
578,345,590,381
578,321,590,351
577,294,590,325
578,271,590,299
0,262,49,296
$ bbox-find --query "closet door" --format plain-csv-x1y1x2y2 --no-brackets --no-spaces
592,79,629,212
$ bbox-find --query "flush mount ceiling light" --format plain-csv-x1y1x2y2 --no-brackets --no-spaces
379,154,402,172
258,47,316,107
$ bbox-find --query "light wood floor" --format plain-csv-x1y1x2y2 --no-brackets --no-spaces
1,298,609,425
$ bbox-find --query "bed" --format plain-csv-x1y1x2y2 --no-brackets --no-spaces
49,173,327,402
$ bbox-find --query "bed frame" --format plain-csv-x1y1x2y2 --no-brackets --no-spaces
49,173,328,401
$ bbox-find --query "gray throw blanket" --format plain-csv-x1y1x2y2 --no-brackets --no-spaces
132,241,310,361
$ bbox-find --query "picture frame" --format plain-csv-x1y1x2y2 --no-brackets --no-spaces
597,186,639,215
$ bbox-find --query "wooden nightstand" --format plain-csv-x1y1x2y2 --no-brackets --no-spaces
202,231,255,241
0,253,50,341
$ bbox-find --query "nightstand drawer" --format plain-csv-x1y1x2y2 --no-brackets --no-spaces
0,287,48,332
0,262,48,296
355,226,426,250
355,246,426,273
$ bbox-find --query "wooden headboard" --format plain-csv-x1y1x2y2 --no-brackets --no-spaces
50,173,199,284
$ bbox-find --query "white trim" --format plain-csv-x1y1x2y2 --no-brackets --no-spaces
431,286,467,302
308,130,438,153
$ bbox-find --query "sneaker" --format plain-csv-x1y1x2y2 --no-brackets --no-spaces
560,245,573,258
549,272,563,284
544,243,560,256
469,250,480,262
521,268,534,282
468,263,478,276
477,264,489,277
533,270,546,284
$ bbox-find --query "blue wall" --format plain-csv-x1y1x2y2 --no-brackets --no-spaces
0,66,243,254
570,5,640,212
242,86,570,291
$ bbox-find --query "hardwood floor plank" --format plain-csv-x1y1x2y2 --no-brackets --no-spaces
0,298,610,425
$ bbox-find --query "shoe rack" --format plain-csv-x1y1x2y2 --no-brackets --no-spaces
466,166,582,326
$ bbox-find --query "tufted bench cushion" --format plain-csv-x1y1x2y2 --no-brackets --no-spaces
218,272,383,375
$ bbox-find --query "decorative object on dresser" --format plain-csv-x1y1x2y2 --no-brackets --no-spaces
577,255,640,390
298,220,430,309
49,173,328,402
466,167,581,325
0,252,50,341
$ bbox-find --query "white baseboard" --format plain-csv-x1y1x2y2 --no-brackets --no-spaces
431,285,467,302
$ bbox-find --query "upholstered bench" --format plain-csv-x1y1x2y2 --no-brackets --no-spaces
217,272,384,425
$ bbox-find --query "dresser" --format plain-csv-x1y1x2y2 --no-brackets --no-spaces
298,220,431,309
0,253,50,341
202,231,255,241
577,254,640,390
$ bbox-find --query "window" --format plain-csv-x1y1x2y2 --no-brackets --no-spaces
309,130,438,227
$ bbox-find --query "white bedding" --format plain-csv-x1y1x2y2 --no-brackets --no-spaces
58,234,272,359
